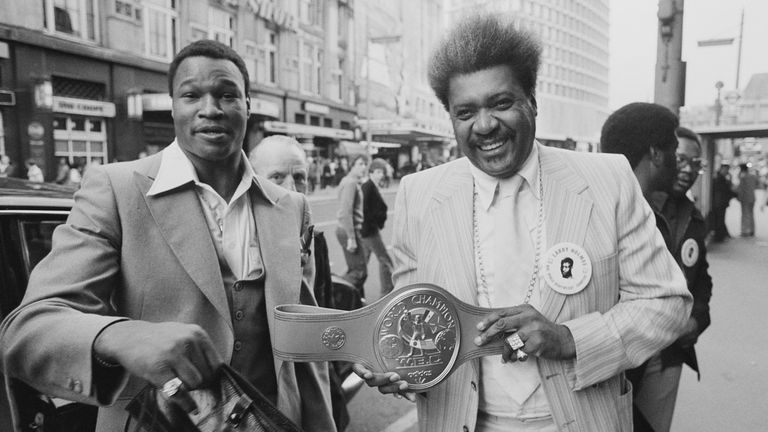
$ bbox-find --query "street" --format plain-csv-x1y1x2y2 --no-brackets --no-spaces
308,187,768,432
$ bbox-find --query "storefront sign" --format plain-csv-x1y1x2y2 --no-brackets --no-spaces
0,89,15,106
142,93,173,112
141,93,279,119
263,121,354,140
245,0,298,32
53,96,116,118
303,102,330,115
251,98,280,118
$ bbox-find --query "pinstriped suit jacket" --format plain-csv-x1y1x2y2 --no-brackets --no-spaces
391,144,691,432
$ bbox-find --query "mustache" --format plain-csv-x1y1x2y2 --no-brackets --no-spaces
470,131,516,146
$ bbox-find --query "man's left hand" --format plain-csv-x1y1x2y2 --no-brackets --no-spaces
676,317,700,348
473,304,576,362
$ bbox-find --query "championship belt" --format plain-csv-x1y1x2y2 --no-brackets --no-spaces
273,283,506,392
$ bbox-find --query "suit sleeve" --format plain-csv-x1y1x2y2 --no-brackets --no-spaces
337,179,357,239
0,166,130,406
688,233,712,334
562,158,692,389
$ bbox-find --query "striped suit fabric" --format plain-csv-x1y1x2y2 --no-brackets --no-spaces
390,144,691,432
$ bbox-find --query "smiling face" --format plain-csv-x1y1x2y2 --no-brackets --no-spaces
672,136,702,196
171,56,249,165
448,65,537,179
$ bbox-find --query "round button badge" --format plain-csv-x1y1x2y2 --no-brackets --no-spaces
543,242,592,295
680,238,699,267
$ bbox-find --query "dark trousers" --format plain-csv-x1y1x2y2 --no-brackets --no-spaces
335,227,367,297
712,205,730,241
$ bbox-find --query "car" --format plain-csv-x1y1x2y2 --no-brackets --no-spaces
0,178,97,432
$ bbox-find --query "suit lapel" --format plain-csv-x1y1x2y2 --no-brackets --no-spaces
538,147,594,321
427,160,477,305
135,173,232,330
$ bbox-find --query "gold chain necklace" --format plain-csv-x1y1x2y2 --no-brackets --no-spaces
472,153,544,307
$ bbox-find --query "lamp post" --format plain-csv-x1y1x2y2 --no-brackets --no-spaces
697,8,744,90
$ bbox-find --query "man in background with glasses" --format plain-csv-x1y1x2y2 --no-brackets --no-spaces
635,126,712,432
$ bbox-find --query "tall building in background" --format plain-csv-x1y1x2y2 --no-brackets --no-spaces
447,0,610,151
0,0,358,181
355,0,453,173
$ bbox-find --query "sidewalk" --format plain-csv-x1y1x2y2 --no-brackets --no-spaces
672,190,768,431
306,180,400,203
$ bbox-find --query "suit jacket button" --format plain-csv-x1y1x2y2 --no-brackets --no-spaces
234,341,243,351
462,426,469,432
470,381,477,391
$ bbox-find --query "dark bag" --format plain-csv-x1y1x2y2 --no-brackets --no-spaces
124,364,303,432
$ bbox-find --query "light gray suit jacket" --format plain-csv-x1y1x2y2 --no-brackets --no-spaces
391,145,691,432
0,152,335,432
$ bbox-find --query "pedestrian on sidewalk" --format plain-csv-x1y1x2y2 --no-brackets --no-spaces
249,134,356,431
604,118,713,432
736,163,758,237
24,158,44,183
712,163,736,242
360,158,395,297
335,154,369,299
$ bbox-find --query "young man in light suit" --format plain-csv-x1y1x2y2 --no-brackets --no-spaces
0,40,334,432
355,14,691,432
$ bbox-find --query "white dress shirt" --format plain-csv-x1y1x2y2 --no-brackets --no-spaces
470,143,551,420
147,141,263,280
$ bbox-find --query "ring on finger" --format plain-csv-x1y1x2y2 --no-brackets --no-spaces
160,377,184,399
505,333,525,350
515,349,529,362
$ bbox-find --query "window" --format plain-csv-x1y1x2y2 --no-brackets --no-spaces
299,0,324,28
0,113,5,156
44,0,99,42
143,0,177,62
330,58,343,101
264,31,277,85
300,41,322,95
53,116,108,166
208,7,234,47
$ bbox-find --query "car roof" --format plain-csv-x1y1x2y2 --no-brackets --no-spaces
0,178,75,209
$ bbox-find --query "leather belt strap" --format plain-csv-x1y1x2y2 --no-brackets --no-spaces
273,283,507,391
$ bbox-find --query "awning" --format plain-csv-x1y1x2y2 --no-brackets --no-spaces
362,140,402,148
263,121,354,140
362,119,453,140
338,140,366,156
141,93,280,119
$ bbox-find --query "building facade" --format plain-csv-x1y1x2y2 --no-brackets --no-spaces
0,0,358,181
447,0,610,151
355,0,453,174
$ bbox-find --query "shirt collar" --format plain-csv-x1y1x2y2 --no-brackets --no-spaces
147,140,259,199
469,141,541,210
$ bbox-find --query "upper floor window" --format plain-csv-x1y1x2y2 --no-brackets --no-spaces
143,0,177,62
43,0,99,42
299,0,324,28
208,7,234,47
300,41,322,95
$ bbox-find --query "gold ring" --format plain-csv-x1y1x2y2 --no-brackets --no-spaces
160,377,183,399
